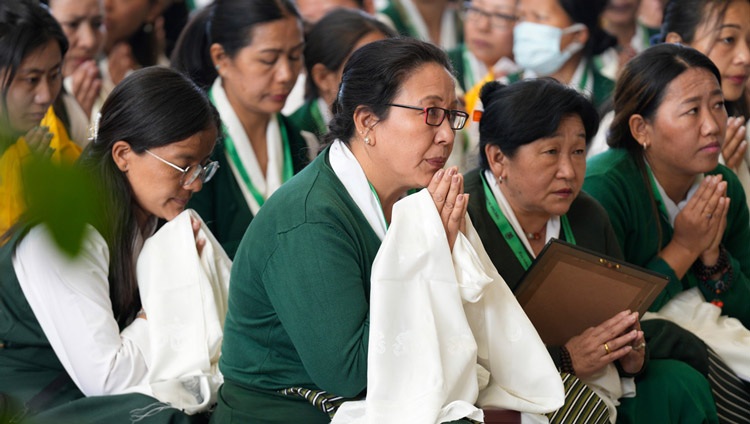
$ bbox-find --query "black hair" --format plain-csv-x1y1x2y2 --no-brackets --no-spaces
303,8,396,101
608,43,721,153
170,0,301,90
77,66,221,327
608,44,721,247
477,78,599,170
558,0,617,56
0,0,68,143
659,0,749,116
327,37,454,145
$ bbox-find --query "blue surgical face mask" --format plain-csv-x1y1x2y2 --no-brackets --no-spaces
513,22,586,76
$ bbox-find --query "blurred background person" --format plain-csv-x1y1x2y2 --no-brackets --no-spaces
171,0,312,259
597,0,659,81
288,8,394,146
377,0,463,50
0,0,81,237
43,0,105,146
510,0,617,110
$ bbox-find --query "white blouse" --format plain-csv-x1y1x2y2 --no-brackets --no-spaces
13,224,152,396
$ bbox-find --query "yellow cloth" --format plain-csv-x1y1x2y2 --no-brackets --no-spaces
0,106,81,236
463,71,496,123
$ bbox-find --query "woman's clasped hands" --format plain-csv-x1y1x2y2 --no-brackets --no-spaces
428,166,468,251
672,174,729,268
565,310,646,379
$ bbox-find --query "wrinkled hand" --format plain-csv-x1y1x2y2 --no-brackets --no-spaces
618,317,646,375
722,116,747,171
108,42,137,85
70,60,102,117
427,166,467,251
191,216,206,257
672,175,727,264
24,126,54,158
565,310,641,379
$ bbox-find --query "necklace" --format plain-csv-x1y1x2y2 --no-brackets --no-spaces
525,226,546,241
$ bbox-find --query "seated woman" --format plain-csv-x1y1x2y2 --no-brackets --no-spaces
0,0,81,237
510,0,616,110
43,0,105,146
660,0,750,214
171,0,312,259
0,66,221,422
288,8,394,145
377,0,463,50
584,43,750,421
465,78,717,423
215,37,565,424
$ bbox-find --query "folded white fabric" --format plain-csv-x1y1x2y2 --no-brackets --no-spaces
132,209,231,413
643,287,750,381
332,190,564,424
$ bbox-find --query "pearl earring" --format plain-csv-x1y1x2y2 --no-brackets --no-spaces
364,137,370,145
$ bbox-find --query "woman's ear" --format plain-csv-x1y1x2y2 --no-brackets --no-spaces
353,105,378,145
665,32,684,44
210,43,228,76
111,140,133,172
629,114,652,149
485,144,507,180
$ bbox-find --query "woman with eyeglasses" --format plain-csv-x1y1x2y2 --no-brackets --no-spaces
509,0,617,110
213,37,504,423
0,66,220,422
171,0,313,260
449,0,518,94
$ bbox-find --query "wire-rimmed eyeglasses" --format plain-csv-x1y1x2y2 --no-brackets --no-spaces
145,149,219,186
462,2,518,29
385,104,469,130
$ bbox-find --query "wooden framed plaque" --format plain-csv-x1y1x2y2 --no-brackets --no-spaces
513,239,669,346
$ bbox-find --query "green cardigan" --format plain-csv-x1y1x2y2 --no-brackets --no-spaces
288,99,327,146
0,230,201,424
464,169,622,367
187,114,311,259
584,148,750,328
379,0,463,45
217,148,381,422
447,45,469,92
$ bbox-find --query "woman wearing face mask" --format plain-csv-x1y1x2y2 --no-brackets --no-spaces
510,0,617,110
171,0,312,259
43,0,105,146
0,0,81,238
288,8,394,146
660,0,750,215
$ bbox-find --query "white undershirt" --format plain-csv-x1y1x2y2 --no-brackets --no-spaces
13,224,154,396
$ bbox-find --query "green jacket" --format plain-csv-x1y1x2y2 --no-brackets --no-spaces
379,0,463,45
188,114,311,259
288,99,328,146
584,148,750,328
217,148,381,422
464,168,622,367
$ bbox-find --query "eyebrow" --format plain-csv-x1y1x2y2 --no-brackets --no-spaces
18,62,62,75
259,42,305,54
681,88,723,104
719,24,742,30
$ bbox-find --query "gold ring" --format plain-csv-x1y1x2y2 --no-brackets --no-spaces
603,343,611,355
634,342,646,350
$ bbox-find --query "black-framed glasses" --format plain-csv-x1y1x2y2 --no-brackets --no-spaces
145,149,219,186
385,104,469,130
462,2,518,29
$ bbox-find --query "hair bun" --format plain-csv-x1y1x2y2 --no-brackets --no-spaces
479,81,506,107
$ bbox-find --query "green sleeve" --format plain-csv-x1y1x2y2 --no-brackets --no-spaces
263,222,369,398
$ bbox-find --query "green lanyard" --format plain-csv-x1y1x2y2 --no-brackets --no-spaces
578,63,590,92
480,172,575,270
210,85,293,208
309,100,328,136
368,182,389,230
